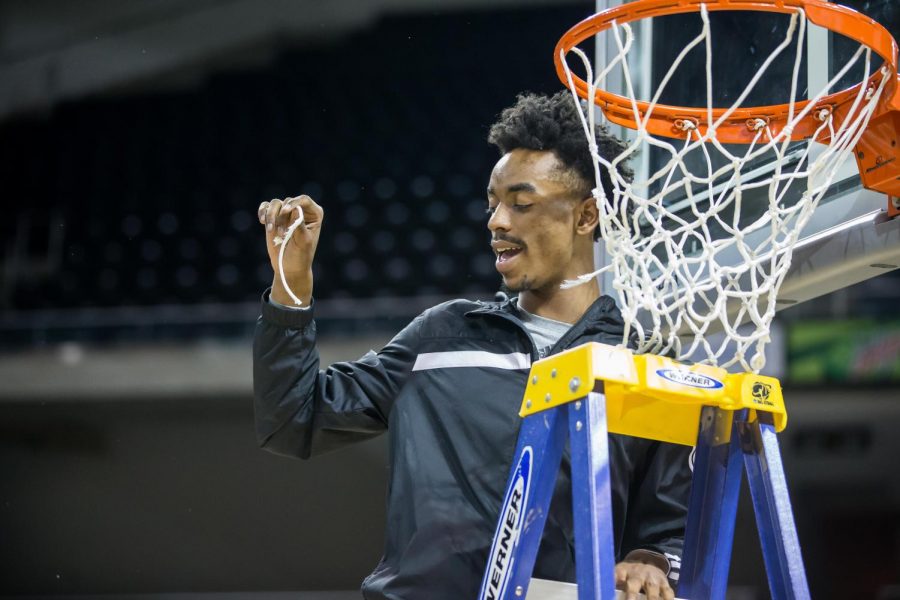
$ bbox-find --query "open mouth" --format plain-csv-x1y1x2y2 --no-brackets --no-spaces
496,247,523,263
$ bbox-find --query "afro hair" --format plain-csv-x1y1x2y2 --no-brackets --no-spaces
487,91,632,237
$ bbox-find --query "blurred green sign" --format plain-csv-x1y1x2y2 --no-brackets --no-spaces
789,320,900,384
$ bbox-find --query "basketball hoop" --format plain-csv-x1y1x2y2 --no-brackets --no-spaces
556,0,899,372
557,0,899,145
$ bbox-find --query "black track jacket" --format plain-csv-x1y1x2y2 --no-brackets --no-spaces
253,292,692,599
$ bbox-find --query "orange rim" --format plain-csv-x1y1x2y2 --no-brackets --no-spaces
555,0,900,143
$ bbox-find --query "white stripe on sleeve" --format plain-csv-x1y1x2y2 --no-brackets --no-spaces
412,351,531,371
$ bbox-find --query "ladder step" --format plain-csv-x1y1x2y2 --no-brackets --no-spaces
526,578,685,600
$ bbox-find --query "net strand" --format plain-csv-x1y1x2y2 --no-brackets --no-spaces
274,213,306,306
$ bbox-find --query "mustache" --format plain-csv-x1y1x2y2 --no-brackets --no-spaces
491,233,527,248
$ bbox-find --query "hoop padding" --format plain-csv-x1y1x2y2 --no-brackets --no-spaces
557,1,897,373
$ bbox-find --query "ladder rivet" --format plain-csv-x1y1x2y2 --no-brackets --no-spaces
576,421,583,431
525,399,532,409
515,586,524,597
551,369,557,378
575,401,582,410
532,375,538,385
545,393,552,403
569,377,580,392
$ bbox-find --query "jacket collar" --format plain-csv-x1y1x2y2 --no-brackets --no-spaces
465,293,627,339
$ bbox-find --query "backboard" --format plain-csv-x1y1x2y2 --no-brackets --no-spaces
590,0,900,354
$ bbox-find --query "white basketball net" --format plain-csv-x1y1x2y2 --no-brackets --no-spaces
560,4,889,373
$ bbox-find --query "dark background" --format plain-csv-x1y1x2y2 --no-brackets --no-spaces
0,1,898,598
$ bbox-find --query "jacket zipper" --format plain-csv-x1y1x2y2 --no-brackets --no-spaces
546,307,600,357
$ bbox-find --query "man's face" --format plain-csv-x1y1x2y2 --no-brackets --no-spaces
486,149,591,293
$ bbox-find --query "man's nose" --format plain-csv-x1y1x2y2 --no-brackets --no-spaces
487,204,511,232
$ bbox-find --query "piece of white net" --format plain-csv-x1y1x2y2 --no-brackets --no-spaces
560,4,889,373
274,212,306,306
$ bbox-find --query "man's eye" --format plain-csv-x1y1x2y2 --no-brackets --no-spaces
513,204,532,212
485,205,498,216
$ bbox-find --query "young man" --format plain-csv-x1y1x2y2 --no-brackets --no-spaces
254,92,692,600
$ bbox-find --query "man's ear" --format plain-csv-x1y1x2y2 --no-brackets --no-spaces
575,196,599,236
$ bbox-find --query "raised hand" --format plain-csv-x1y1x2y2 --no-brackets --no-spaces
258,195,324,306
